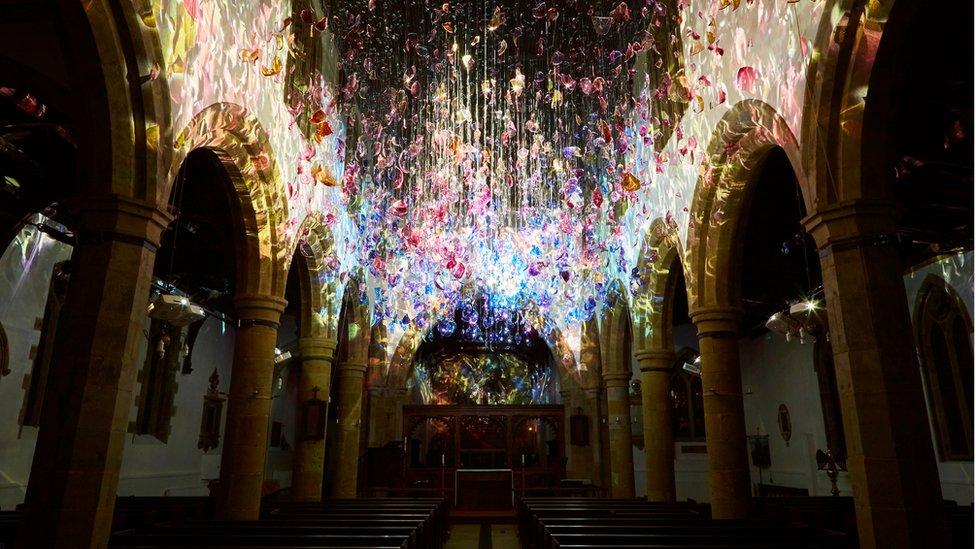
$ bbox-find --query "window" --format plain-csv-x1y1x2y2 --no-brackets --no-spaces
670,347,704,441
915,275,973,461
20,260,70,427
132,319,185,441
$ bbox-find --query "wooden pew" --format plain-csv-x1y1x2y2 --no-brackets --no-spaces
520,497,853,549
110,497,447,549
0,511,20,549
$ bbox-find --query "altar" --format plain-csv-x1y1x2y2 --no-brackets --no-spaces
401,404,566,510
455,469,513,509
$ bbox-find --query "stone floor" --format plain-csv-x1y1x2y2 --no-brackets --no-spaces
445,523,520,549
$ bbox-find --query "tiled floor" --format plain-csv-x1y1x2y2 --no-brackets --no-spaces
445,523,520,549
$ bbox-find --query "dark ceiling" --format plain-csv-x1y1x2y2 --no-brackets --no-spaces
739,147,821,335
154,149,239,316
888,1,974,268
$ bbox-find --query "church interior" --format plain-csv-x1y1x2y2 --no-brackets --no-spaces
0,0,973,548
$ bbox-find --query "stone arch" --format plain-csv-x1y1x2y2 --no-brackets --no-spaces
290,214,340,340
66,0,172,202
599,280,633,376
384,318,580,397
634,217,684,353
800,0,906,207
173,103,289,297
385,327,424,393
335,276,370,365
685,99,807,312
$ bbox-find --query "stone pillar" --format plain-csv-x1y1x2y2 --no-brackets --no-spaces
333,361,367,498
291,337,337,502
690,307,751,519
17,197,170,549
637,349,676,502
366,384,387,447
583,387,605,487
604,372,636,497
560,388,592,479
216,294,287,520
392,387,408,443
804,200,946,548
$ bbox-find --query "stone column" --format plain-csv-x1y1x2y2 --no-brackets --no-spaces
291,337,337,501
17,197,170,549
366,384,388,447
582,387,605,487
216,294,287,520
690,306,751,519
333,361,367,498
804,200,946,548
636,349,676,502
392,387,408,443
560,388,593,479
604,372,636,497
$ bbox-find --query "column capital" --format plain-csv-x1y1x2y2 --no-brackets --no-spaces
603,371,632,387
635,349,675,372
234,294,287,326
298,337,338,362
801,199,899,252
689,306,741,337
75,194,173,250
337,361,367,376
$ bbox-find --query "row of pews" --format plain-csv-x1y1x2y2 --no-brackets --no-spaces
110,497,448,549
518,497,855,548
758,496,974,549
0,497,213,548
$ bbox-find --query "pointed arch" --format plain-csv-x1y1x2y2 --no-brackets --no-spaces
290,214,340,340
173,103,289,297
63,0,171,202
800,0,907,207
914,274,974,460
599,280,633,376
685,99,806,312
634,217,684,353
336,276,371,365
385,317,580,396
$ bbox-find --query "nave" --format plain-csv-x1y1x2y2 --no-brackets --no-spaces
0,0,973,547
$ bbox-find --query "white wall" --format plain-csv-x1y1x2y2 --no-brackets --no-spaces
738,333,848,497
0,224,239,507
118,315,236,497
0,225,71,509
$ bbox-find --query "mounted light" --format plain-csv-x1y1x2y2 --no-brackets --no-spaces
146,294,205,326
681,354,702,376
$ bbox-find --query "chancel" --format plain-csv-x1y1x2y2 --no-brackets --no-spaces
0,0,972,548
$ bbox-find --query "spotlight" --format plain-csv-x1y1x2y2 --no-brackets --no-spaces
274,348,292,364
147,294,205,326
766,299,825,344
681,354,701,376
